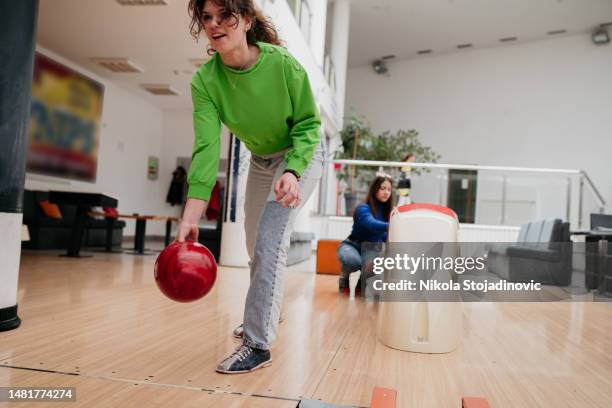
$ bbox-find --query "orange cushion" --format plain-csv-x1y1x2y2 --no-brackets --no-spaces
316,239,342,275
39,200,62,219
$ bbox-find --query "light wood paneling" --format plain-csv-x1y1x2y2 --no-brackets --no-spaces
0,367,296,407
1,249,611,407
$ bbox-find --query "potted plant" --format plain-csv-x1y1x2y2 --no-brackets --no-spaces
334,115,371,214
334,114,440,215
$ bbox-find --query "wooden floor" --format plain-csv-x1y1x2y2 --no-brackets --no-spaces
2,245,612,408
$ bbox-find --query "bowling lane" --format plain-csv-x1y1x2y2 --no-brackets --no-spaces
0,366,297,407
3,250,354,402
312,302,612,408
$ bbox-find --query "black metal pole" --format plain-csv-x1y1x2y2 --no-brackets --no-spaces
0,0,39,331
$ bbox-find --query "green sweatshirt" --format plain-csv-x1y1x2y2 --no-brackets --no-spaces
187,41,321,201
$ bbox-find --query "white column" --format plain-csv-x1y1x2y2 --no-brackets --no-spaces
0,213,23,329
330,0,350,122
219,135,251,267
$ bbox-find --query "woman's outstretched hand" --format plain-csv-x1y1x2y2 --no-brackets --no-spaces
274,172,301,208
176,222,200,243
174,198,207,243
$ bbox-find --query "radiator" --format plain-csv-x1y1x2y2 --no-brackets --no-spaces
458,223,520,242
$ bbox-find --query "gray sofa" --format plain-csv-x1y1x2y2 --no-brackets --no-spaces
287,231,315,266
485,218,572,286
22,189,125,250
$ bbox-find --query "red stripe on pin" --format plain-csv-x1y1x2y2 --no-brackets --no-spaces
396,203,458,220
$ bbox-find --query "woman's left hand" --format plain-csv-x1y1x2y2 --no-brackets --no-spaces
274,172,301,208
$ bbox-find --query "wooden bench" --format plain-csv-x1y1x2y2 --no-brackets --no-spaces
89,211,180,254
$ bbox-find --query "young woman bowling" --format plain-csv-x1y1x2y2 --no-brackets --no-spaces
175,0,325,374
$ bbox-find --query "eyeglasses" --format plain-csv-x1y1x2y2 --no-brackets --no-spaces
202,11,238,27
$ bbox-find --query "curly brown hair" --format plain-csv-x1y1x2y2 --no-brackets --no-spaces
188,0,283,54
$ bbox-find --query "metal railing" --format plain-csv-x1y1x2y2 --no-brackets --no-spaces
332,159,607,229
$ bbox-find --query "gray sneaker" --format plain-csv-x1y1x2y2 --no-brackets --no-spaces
232,315,284,339
216,345,272,374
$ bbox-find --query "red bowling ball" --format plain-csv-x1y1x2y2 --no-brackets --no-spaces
154,241,217,302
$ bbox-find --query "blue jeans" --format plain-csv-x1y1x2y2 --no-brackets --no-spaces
337,240,384,283
242,140,325,350
337,240,362,280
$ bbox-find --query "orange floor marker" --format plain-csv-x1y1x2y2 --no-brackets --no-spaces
462,396,491,408
371,387,396,408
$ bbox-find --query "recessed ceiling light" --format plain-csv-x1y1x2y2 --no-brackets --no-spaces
116,0,168,5
189,58,209,67
547,29,567,35
499,37,518,42
141,84,179,96
91,58,143,73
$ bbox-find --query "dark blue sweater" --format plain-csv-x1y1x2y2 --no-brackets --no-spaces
347,203,389,243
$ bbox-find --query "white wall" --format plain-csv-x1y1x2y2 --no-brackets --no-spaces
345,34,612,224
309,0,329,68
27,46,172,236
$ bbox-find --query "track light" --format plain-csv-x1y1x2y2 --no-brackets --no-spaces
372,59,388,75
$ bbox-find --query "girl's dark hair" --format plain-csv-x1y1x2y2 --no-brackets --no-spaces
188,0,283,54
355,176,394,222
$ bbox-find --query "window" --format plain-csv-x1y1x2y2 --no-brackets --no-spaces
286,0,312,44
286,0,298,15
299,0,312,44
324,52,337,94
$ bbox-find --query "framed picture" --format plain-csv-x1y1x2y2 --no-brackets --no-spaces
27,52,104,182
148,156,159,180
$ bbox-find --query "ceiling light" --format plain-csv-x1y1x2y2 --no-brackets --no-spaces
189,58,209,67
499,37,517,43
116,0,168,5
372,60,388,75
417,49,432,55
457,43,473,49
547,29,567,35
592,28,610,45
141,84,180,96
91,58,143,73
